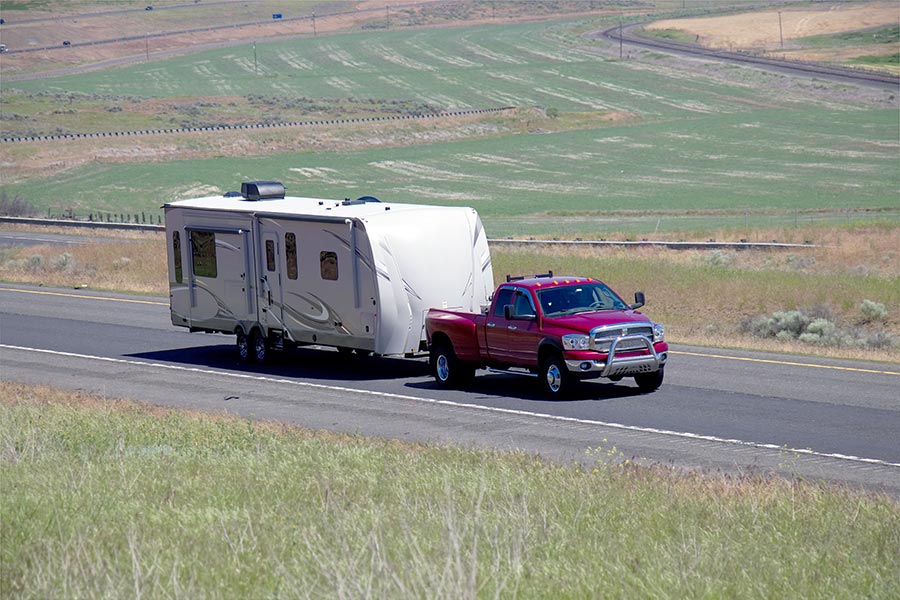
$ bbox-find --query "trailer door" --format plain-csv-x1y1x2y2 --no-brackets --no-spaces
261,232,285,330
186,228,252,329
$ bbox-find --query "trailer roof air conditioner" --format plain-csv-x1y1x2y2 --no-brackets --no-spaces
240,181,285,201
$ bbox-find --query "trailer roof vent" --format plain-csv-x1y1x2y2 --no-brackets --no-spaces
240,181,285,201
341,195,382,206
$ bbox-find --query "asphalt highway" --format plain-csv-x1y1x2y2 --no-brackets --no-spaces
1,283,898,496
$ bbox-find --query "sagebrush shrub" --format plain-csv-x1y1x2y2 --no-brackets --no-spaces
859,299,888,323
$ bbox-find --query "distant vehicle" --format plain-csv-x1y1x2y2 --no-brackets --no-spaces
0,44,7,53
145,6,153,10
62,40,71,46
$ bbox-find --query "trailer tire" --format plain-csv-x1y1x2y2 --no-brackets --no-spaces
430,340,473,389
541,352,573,398
250,329,268,363
236,329,252,363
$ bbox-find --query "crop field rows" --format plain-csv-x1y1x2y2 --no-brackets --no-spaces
11,23,803,117
2,13,899,236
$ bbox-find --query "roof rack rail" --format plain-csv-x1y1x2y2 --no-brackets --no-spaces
506,270,553,282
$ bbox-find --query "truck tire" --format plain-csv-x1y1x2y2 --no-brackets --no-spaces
430,340,473,389
236,329,252,363
635,366,664,393
250,329,269,363
541,353,573,398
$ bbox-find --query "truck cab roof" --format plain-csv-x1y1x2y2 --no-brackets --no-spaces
501,275,598,290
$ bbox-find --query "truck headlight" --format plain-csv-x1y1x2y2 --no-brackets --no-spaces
653,323,665,343
562,334,591,351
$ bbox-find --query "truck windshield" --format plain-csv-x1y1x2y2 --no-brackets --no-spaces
537,283,628,317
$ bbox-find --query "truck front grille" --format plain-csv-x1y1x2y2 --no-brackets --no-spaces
591,324,653,352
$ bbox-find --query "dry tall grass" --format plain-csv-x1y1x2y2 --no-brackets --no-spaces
1,224,897,360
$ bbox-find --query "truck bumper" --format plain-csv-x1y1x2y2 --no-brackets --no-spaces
565,336,667,378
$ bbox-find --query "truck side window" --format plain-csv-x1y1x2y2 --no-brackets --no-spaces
285,233,298,280
514,290,536,317
172,231,182,283
493,288,514,317
265,240,276,272
190,231,217,278
320,251,338,281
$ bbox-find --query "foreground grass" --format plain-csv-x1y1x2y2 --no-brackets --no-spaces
1,382,898,599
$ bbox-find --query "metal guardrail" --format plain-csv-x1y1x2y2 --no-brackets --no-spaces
0,216,816,249
489,239,816,250
0,216,163,232
0,107,515,143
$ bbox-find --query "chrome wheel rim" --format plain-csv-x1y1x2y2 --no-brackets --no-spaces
546,364,561,393
436,354,450,381
237,336,249,360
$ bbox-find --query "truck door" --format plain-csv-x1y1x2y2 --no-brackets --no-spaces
484,286,514,362
261,232,285,330
506,289,541,366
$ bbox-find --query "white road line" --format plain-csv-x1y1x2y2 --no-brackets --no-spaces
3,343,899,470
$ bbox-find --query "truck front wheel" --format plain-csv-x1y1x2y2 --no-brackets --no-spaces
430,341,473,389
541,353,573,398
635,366,664,393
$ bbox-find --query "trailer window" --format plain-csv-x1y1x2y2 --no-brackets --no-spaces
265,240,276,272
320,251,338,281
172,231,183,283
285,233,298,280
190,231,217,278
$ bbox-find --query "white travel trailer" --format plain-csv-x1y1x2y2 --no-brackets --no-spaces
164,181,494,361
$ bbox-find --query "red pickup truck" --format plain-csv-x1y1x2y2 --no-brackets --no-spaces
425,272,668,397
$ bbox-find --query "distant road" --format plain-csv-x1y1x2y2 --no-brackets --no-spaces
0,0,440,83
2,283,898,496
593,22,900,91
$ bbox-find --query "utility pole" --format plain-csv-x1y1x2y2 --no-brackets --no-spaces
145,35,149,61
778,11,784,49
253,41,257,75
312,13,316,36
619,22,623,59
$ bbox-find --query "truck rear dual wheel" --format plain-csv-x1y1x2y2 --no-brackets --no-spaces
430,341,474,389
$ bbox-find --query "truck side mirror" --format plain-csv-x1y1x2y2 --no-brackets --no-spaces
505,304,535,321
630,291,645,310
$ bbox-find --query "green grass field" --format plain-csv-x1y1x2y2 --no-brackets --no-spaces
3,383,898,599
4,107,898,231
799,25,900,49
3,15,897,237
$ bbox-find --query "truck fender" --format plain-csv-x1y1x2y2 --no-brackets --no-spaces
537,338,564,363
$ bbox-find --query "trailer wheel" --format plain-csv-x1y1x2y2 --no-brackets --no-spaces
250,329,268,363
430,340,473,389
541,353,573,398
236,329,252,363
635,366,664,393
